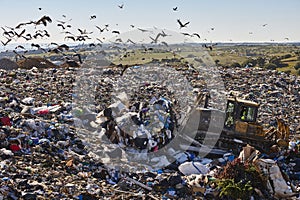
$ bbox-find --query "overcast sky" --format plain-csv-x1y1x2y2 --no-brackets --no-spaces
0,0,299,45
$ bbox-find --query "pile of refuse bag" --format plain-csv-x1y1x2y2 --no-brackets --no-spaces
92,95,177,152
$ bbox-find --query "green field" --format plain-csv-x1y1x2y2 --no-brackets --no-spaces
20,43,300,75
110,44,300,75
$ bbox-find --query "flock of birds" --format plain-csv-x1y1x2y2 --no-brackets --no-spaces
0,12,88,63
1,3,213,50
0,3,290,60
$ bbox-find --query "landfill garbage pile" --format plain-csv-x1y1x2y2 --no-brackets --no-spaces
219,66,300,134
0,58,19,71
93,94,178,151
17,57,58,69
69,64,200,172
0,64,300,199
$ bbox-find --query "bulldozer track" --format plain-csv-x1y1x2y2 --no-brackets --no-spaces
195,130,274,154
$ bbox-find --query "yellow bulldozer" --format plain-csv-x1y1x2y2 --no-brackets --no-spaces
195,96,290,153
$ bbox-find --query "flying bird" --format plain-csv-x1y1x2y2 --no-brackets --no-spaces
115,38,123,43
76,35,91,41
65,36,76,41
58,44,70,51
192,33,201,39
173,7,178,11
112,30,120,34
32,30,50,39
57,18,72,24
50,42,58,46
15,45,25,50
181,32,191,37
149,36,159,43
177,19,190,28
57,23,66,29
126,39,136,44
57,23,71,30
262,24,268,27
31,43,47,52
31,43,41,49
203,43,217,51
14,29,26,38
161,30,170,37
96,38,104,43
149,32,168,43
118,3,124,9
2,29,15,38
22,34,32,41
161,41,168,47
35,15,52,26
49,44,70,53
95,25,108,33
137,28,150,32
33,33,44,39
204,44,212,51
1,38,12,46
78,29,93,35
15,21,35,29
90,15,96,20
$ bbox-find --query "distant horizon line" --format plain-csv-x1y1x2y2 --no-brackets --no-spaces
1,40,300,52
1,40,299,45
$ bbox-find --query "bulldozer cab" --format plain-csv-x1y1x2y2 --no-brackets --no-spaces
224,98,262,135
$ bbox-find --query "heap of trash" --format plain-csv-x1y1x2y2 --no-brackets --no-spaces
0,63,299,199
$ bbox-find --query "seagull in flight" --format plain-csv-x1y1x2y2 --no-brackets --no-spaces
192,33,201,39
181,32,192,37
112,30,120,34
90,15,96,20
1,38,12,46
203,43,217,51
35,15,52,26
78,28,93,35
149,31,168,43
137,28,151,33
177,19,190,28
95,25,108,33
118,3,124,9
